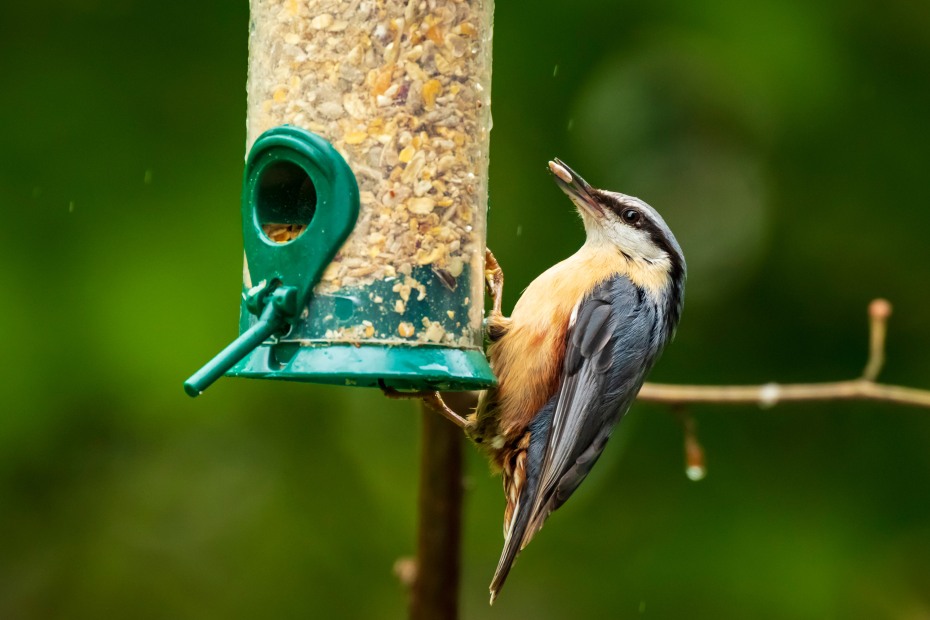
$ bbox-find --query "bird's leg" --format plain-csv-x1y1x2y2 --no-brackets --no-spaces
379,381,470,429
422,392,471,429
484,248,511,342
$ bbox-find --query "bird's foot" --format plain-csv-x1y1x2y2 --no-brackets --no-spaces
484,248,511,341
484,247,505,316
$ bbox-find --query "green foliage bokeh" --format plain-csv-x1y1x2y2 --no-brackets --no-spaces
1,0,929,618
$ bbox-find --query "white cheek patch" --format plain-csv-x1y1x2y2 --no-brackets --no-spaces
609,226,667,262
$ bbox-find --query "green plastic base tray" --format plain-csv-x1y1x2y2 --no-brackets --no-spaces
227,342,497,391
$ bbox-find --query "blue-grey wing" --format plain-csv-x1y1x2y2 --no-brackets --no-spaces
525,275,659,539
490,275,661,600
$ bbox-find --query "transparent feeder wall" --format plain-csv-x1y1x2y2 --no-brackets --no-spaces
246,0,494,351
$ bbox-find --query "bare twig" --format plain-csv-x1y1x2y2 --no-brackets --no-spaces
863,298,892,381
638,379,930,408
637,299,930,409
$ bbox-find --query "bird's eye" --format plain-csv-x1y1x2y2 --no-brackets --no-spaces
621,209,641,225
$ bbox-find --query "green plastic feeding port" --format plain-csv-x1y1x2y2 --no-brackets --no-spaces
184,125,496,396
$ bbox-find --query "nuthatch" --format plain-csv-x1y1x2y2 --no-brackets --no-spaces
469,159,687,602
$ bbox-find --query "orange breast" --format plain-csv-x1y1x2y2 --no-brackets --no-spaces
489,246,629,438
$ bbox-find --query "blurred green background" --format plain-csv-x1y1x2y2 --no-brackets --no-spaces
2,0,930,618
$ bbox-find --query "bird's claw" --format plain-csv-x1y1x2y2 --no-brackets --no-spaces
484,248,505,316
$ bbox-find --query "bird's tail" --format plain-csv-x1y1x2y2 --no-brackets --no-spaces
489,470,545,605
489,402,558,604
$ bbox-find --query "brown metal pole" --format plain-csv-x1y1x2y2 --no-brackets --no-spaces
410,396,467,620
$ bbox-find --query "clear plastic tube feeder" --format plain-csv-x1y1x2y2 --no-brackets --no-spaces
185,0,497,395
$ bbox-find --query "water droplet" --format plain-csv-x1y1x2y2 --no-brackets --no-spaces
686,464,706,481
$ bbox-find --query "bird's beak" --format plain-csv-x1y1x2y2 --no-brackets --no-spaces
548,158,604,218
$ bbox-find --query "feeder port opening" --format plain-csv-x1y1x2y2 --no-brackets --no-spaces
256,160,316,244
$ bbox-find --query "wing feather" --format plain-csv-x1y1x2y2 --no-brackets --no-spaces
525,276,653,542
490,275,660,601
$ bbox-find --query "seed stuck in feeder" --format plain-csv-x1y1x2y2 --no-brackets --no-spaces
263,223,306,243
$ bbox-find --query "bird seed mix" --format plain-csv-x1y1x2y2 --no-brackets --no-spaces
247,0,493,347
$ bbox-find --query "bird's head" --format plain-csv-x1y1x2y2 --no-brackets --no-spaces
548,159,685,277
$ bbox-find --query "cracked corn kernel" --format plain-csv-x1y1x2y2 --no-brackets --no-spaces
344,131,367,145
398,144,416,163
421,79,442,108
426,25,444,46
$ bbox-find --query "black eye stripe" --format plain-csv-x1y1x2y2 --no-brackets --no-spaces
602,196,643,226
603,197,630,218
603,195,678,255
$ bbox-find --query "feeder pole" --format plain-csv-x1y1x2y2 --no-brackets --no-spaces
411,395,469,620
